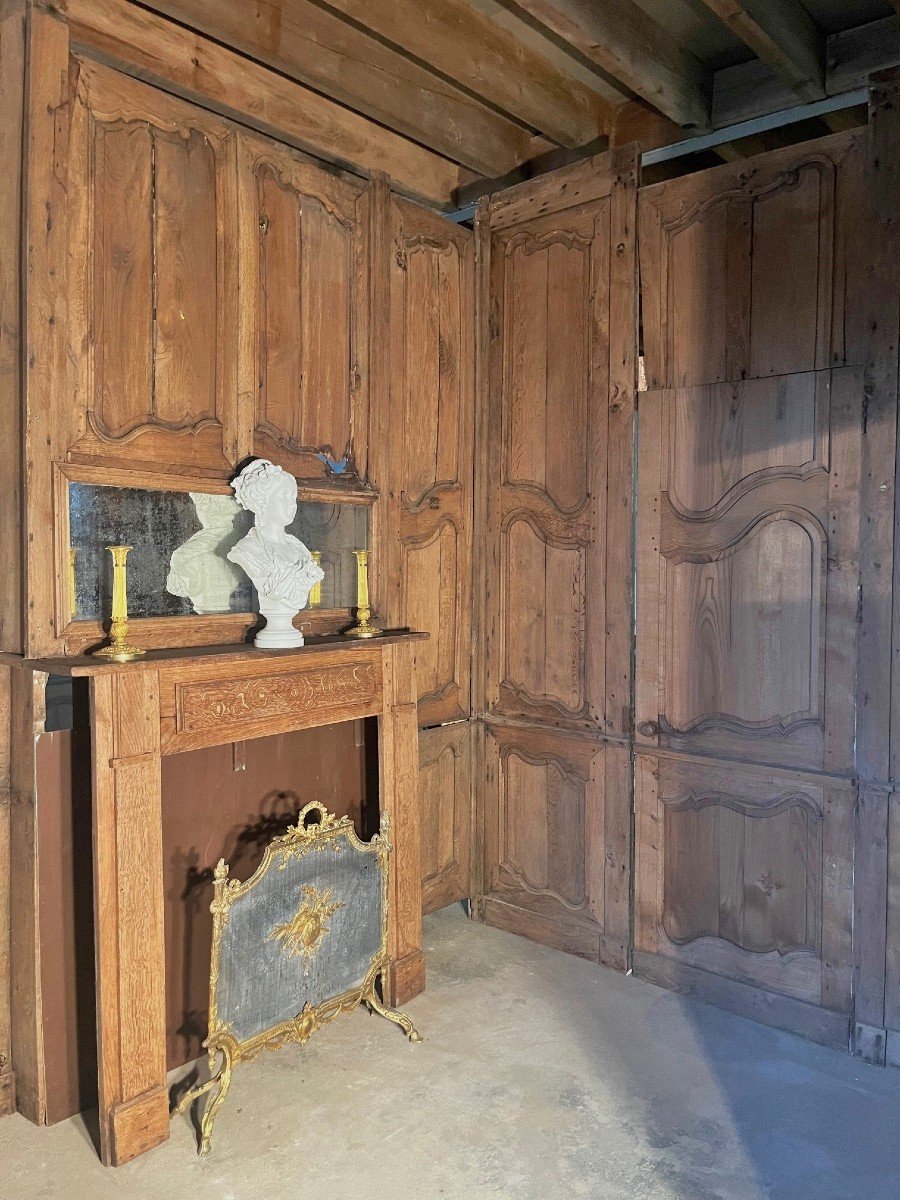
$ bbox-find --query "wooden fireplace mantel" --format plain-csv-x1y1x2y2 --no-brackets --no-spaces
10,632,427,1166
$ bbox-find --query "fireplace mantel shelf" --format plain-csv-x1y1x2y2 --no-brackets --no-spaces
6,629,427,677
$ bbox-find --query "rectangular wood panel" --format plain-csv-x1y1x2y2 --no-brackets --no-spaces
480,724,630,968
66,58,239,474
639,129,870,390
420,722,472,915
476,149,637,963
480,149,637,739
635,753,854,1021
635,370,862,775
237,133,371,482
384,198,475,727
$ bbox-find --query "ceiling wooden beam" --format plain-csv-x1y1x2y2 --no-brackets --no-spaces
135,0,533,175
314,0,612,146
699,0,825,101
506,0,711,129
65,0,463,207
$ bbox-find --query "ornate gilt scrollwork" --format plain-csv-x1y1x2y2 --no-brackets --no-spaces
172,801,422,1154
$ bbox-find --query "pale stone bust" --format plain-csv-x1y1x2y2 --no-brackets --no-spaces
226,459,324,648
166,492,245,615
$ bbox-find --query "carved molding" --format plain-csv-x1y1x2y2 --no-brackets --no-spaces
175,663,377,733
657,712,823,741
660,788,823,822
663,506,826,565
660,156,840,237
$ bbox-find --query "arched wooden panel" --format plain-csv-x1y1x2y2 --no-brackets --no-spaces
636,370,860,774
238,133,369,482
481,723,630,967
635,754,853,1024
66,59,238,472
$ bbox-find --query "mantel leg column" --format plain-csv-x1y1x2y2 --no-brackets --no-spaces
379,643,425,1006
90,670,168,1166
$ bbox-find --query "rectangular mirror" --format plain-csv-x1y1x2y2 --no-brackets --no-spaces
68,482,369,621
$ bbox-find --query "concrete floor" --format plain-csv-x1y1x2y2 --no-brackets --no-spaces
1,906,898,1200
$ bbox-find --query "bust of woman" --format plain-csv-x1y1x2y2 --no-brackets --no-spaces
226,459,325,648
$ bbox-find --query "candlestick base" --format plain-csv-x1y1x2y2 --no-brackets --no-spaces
93,640,147,662
343,623,383,639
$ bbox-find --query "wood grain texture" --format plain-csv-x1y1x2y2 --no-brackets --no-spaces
0,667,13,1114
137,0,532,175
23,8,72,657
0,0,25,655
90,669,167,1165
482,147,638,739
384,198,475,726
66,58,239,474
420,722,472,914
635,752,853,1016
480,724,630,970
378,640,425,1005
237,132,370,481
697,1,824,102
8,670,48,1123
638,129,867,391
64,0,461,207
635,370,862,776
510,0,710,130
318,0,610,147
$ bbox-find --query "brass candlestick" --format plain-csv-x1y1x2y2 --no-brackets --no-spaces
308,551,323,608
93,545,146,661
344,549,382,639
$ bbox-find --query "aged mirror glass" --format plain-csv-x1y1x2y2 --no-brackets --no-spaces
68,482,369,621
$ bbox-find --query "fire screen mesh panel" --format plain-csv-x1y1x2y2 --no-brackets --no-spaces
173,802,421,1153
217,841,382,1043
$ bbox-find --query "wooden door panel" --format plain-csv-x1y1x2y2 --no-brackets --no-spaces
635,753,853,1015
387,198,474,727
481,723,630,967
238,133,369,481
420,722,472,915
636,369,861,773
483,148,637,739
67,59,238,473
639,129,868,390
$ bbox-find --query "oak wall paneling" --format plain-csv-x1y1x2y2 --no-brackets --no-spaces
635,122,890,1049
857,68,900,1065
476,148,638,964
385,197,475,729
420,723,473,916
237,131,371,482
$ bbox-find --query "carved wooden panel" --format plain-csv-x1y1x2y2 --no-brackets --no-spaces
635,753,854,1014
419,722,472,915
639,129,870,389
636,369,862,774
480,723,630,967
158,650,384,753
237,133,369,481
385,198,474,726
66,59,238,473
481,148,638,738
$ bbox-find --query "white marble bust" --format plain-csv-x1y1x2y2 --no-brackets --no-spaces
226,459,325,648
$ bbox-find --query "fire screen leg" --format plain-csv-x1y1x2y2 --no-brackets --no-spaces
172,1046,233,1155
365,971,423,1042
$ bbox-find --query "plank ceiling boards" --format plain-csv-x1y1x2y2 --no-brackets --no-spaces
108,1,898,199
